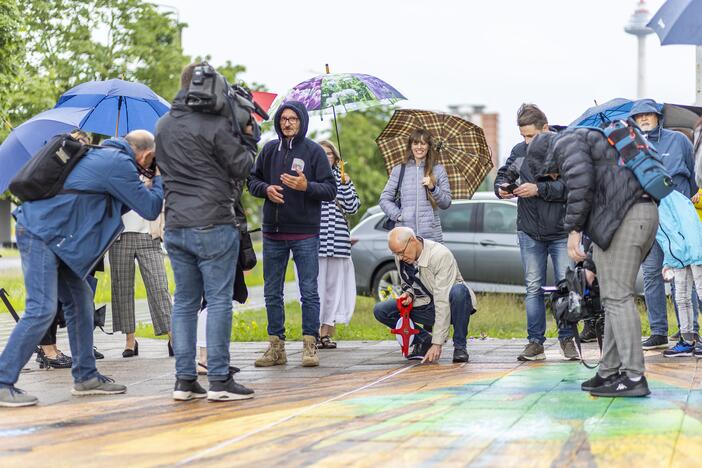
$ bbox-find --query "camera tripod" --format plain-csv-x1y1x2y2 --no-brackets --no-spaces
0,287,20,323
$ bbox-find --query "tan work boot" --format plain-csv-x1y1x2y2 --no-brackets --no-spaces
301,335,320,367
255,335,287,367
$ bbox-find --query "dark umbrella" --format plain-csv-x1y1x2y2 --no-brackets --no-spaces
376,109,492,199
647,0,702,105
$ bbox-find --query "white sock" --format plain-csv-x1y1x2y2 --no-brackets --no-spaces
629,375,642,382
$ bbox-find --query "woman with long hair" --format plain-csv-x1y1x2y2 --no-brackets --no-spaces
379,128,451,242
316,140,361,348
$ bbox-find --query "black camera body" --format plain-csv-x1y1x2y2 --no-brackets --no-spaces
185,63,228,113
550,265,604,328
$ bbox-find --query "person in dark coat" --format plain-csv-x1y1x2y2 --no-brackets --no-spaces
494,104,576,362
543,126,658,397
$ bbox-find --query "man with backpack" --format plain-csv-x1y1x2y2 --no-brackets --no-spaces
629,100,698,350
0,130,164,407
544,126,658,397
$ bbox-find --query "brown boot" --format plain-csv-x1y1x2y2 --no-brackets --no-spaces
301,335,319,367
255,335,287,367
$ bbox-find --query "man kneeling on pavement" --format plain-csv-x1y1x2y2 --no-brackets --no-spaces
374,227,476,363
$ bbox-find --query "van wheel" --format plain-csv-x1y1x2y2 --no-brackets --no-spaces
372,263,403,302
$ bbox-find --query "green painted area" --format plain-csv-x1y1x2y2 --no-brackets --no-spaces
338,363,702,449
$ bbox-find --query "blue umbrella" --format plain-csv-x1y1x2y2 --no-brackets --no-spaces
647,0,702,45
569,98,636,127
55,78,170,136
0,107,92,192
647,0,702,104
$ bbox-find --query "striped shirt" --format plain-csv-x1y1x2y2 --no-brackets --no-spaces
319,167,361,257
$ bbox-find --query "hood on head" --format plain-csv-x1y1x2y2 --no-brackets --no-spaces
527,132,557,178
274,101,309,148
628,99,663,119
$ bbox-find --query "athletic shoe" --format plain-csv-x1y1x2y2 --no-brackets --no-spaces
641,335,668,350
71,374,127,396
694,343,702,358
208,377,254,402
173,378,207,401
581,372,620,392
0,386,38,407
517,342,545,361
452,347,469,363
560,339,580,361
590,374,650,397
579,323,598,343
663,340,694,358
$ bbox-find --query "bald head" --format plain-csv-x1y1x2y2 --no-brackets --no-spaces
125,130,155,152
388,227,416,252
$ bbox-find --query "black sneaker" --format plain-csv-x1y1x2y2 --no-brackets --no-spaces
173,378,207,401
641,335,668,350
581,372,620,391
208,377,254,402
590,374,651,397
452,347,469,363
579,323,598,343
94,347,104,360
407,340,432,361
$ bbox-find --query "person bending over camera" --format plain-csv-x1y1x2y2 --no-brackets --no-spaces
543,128,658,397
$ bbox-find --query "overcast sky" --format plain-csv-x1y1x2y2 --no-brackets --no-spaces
161,0,696,163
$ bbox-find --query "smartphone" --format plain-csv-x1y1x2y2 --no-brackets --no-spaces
502,183,519,193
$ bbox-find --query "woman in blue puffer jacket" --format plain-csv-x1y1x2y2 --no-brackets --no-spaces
379,128,452,242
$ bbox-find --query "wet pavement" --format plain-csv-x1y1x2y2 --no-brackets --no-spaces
0,332,700,467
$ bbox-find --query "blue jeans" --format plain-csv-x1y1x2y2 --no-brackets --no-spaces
165,224,239,382
373,283,473,348
263,236,320,339
642,242,669,335
517,232,573,344
0,225,97,387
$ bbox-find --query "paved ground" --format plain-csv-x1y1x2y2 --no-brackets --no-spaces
0,330,700,467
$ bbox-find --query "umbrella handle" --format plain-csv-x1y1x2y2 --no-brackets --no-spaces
114,96,123,137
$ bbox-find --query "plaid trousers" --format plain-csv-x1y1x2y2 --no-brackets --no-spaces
109,232,172,335
592,200,658,378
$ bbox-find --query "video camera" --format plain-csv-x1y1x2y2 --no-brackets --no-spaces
185,62,269,138
548,264,605,366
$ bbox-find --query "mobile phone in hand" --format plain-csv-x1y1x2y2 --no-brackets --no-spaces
502,183,519,193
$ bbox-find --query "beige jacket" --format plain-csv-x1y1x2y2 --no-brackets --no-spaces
395,239,477,345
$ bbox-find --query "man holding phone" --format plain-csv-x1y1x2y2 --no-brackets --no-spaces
493,104,577,362
248,101,336,368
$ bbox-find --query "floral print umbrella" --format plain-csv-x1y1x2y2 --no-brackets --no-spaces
272,73,406,116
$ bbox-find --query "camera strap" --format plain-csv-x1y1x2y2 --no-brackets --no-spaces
572,323,602,369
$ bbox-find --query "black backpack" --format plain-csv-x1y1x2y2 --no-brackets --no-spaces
9,134,91,202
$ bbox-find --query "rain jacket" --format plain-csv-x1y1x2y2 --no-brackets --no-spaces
543,128,646,250
379,159,451,243
13,139,164,280
155,90,257,229
493,134,567,241
248,101,336,234
628,99,697,197
656,190,702,268
694,124,702,190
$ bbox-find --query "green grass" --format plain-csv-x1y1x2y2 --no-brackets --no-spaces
0,248,19,258
135,293,681,342
0,252,294,313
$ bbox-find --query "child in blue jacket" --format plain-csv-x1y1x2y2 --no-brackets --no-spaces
657,190,702,357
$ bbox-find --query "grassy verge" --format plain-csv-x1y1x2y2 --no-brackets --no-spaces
0,253,294,313
135,293,680,342
0,248,19,258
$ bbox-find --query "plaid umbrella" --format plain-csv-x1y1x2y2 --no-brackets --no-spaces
376,109,492,199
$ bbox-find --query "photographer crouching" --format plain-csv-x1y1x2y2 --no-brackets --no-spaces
156,63,260,402
539,129,658,397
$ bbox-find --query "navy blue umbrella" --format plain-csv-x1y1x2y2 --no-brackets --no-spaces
569,98,636,127
0,107,92,192
647,0,702,104
55,79,170,137
648,0,702,45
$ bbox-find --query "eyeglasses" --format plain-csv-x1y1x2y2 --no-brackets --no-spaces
393,238,412,259
280,117,299,124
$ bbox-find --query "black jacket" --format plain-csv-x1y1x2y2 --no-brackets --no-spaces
248,101,336,234
493,134,567,241
155,90,257,229
542,128,646,250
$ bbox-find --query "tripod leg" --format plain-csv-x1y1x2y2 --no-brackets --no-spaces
0,288,21,323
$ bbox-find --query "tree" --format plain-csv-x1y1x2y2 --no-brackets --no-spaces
328,107,393,227
0,0,25,138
